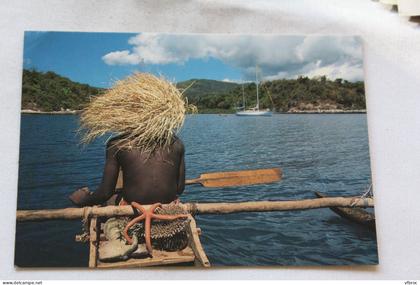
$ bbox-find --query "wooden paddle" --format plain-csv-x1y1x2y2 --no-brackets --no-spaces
185,168,282,188
116,168,282,189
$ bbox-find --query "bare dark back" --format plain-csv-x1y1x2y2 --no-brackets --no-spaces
117,138,185,204
72,136,185,207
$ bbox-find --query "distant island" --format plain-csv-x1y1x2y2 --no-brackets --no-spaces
21,69,366,114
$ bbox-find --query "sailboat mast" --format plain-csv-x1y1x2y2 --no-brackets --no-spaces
242,83,245,109
256,65,259,110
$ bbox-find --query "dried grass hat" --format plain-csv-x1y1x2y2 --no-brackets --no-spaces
79,72,196,153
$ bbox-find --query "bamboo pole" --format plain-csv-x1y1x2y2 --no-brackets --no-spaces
16,197,373,222
190,197,374,215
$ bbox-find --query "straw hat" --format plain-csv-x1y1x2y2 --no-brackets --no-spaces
79,72,195,153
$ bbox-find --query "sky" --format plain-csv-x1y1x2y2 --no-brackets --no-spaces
24,32,364,88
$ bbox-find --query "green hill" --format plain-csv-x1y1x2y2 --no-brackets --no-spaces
21,69,365,113
177,79,240,112
258,76,365,112
179,76,365,113
177,79,238,97
21,69,103,112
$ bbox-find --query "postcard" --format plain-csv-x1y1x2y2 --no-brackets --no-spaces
16,32,377,267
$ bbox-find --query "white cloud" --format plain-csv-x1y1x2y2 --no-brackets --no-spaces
102,34,364,81
221,78,251,83
295,37,362,65
303,62,364,82
222,78,234,83
102,50,142,65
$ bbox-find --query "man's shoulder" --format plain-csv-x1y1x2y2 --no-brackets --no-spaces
172,136,185,152
106,135,125,152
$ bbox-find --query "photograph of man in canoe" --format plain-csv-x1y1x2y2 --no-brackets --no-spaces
15,32,377,268
65,73,200,260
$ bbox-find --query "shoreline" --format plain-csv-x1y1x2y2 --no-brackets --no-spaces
281,109,366,114
21,109,367,115
21,109,81,115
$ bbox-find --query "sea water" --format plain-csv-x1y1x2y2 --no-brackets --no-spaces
15,114,377,267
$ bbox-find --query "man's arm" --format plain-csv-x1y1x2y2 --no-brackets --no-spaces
69,141,120,206
177,141,185,196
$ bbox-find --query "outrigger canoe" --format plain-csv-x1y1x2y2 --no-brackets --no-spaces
17,190,374,268
79,214,210,268
314,191,376,231
81,167,282,268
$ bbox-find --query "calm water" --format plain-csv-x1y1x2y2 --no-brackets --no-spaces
15,114,378,267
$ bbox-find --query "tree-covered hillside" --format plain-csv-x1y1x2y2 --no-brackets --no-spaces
21,69,103,112
179,75,365,112
260,76,365,112
21,69,365,113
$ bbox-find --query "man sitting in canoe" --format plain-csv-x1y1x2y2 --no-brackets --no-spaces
69,73,193,207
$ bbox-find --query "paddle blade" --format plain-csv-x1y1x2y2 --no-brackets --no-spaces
195,168,282,188
116,169,123,190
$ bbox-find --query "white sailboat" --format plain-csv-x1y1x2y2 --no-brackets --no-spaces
236,66,272,116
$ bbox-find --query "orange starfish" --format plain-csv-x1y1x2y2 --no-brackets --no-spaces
123,202,189,255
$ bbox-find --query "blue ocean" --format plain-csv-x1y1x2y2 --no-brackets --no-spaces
15,114,377,267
